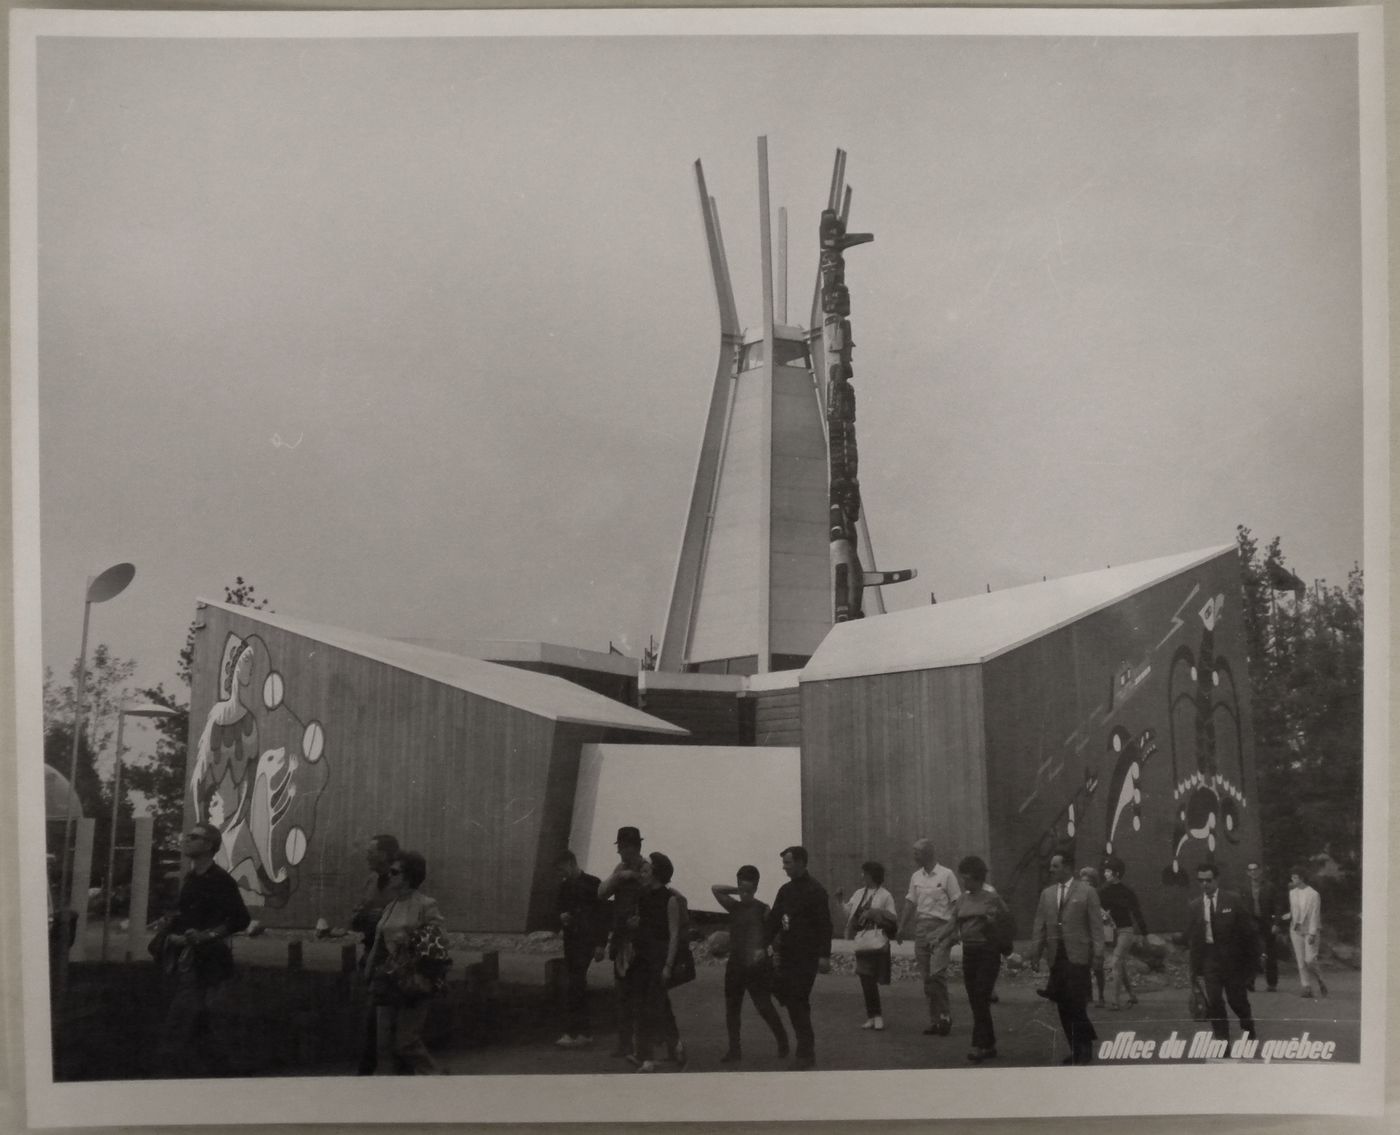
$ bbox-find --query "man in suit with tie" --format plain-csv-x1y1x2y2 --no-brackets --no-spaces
1029,849,1103,1065
1187,862,1258,1043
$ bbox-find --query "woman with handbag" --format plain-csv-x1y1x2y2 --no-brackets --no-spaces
842,861,897,1031
627,852,687,1073
929,855,1013,1063
365,851,447,1075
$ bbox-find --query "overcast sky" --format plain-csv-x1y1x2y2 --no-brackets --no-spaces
32,28,1364,703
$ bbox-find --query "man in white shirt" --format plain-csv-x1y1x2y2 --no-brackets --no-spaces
1287,865,1327,998
897,838,961,1035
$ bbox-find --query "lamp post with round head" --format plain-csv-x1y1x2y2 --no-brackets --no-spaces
57,563,133,965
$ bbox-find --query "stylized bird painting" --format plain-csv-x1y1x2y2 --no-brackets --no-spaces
1162,591,1247,885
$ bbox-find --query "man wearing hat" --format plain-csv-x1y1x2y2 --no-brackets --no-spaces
598,825,658,1059
154,821,251,1075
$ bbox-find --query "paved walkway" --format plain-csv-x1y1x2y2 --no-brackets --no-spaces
407,958,1359,1075
87,924,1359,1075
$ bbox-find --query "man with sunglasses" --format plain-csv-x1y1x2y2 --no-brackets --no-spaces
1186,862,1258,1045
154,822,251,1075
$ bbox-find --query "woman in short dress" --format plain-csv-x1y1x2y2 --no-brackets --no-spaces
842,861,898,1031
629,852,688,1072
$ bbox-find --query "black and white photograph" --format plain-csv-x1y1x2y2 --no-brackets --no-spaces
8,5,1388,1127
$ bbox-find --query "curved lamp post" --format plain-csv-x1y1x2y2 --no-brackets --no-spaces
99,700,177,962
57,563,134,932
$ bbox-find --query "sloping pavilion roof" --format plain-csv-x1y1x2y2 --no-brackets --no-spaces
197,601,686,735
801,545,1234,683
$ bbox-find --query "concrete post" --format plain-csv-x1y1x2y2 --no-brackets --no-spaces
125,818,153,962
69,818,96,961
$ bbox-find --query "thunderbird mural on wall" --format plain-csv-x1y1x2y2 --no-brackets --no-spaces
190,632,329,907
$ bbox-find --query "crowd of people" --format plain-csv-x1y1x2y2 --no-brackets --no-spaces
144,818,1332,1075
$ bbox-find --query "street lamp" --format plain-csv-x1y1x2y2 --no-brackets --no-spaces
99,700,178,962
57,563,134,939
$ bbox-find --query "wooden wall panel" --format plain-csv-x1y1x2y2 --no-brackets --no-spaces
752,688,801,746
188,607,567,932
983,549,1258,933
799,667,988,896
526,724,607,930
636,687,748,745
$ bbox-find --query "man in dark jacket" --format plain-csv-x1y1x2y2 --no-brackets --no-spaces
598,825,650,1058
1241,861,1283,992
554,849,607,1048
1186,862,1258,1042
765,846,832,1070
155,822,251,1075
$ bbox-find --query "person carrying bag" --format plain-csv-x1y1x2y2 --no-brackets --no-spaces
365,851,448,1075
842,862,898,1031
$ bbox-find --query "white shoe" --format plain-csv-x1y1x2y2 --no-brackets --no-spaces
555,1034,577,1047
636,1060,658,1073
873,1016,885,1031
573,1034,593,1046
861,1018,876,1030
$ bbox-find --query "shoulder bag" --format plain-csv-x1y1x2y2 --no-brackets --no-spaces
851,890,889,956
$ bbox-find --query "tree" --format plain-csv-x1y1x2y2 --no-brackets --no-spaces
43,647,138,878
177,576,271,686
121,684,189,855
1236,526,1363,941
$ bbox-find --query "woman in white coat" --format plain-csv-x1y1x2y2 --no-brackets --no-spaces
843,861,898,1030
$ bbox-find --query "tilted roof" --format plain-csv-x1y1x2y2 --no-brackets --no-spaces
196,601,687,735
801,545,1235,683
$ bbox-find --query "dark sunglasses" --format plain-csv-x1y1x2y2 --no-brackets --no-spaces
184,833,209,842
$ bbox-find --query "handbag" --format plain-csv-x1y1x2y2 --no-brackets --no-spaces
667,942,697,988
990,904,1018,957
383,921,453,1003
850,890,889,955
147,920,171,962
1188,978,1210,1021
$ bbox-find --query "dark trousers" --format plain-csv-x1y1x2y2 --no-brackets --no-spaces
1050,943,1096,1063
724,962,787,1053
161,966,226,1076
1198,946,1255,1040
563,945,593,1036
858,973,882,1017
962,944,1002,1051
775,960,818,1060
1260,928,1279,989
617,964,677,1057
625,961,677,1062
357,1003,378,1074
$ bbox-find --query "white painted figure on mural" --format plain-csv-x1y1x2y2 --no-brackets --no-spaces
190,632,329,907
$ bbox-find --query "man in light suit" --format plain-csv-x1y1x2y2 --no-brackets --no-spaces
1186,862,1258,1042
1029,849,1103,1065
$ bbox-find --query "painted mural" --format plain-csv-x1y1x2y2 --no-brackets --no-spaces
190,632,330,907
1163,588,1247,885
1005,573,1251,903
